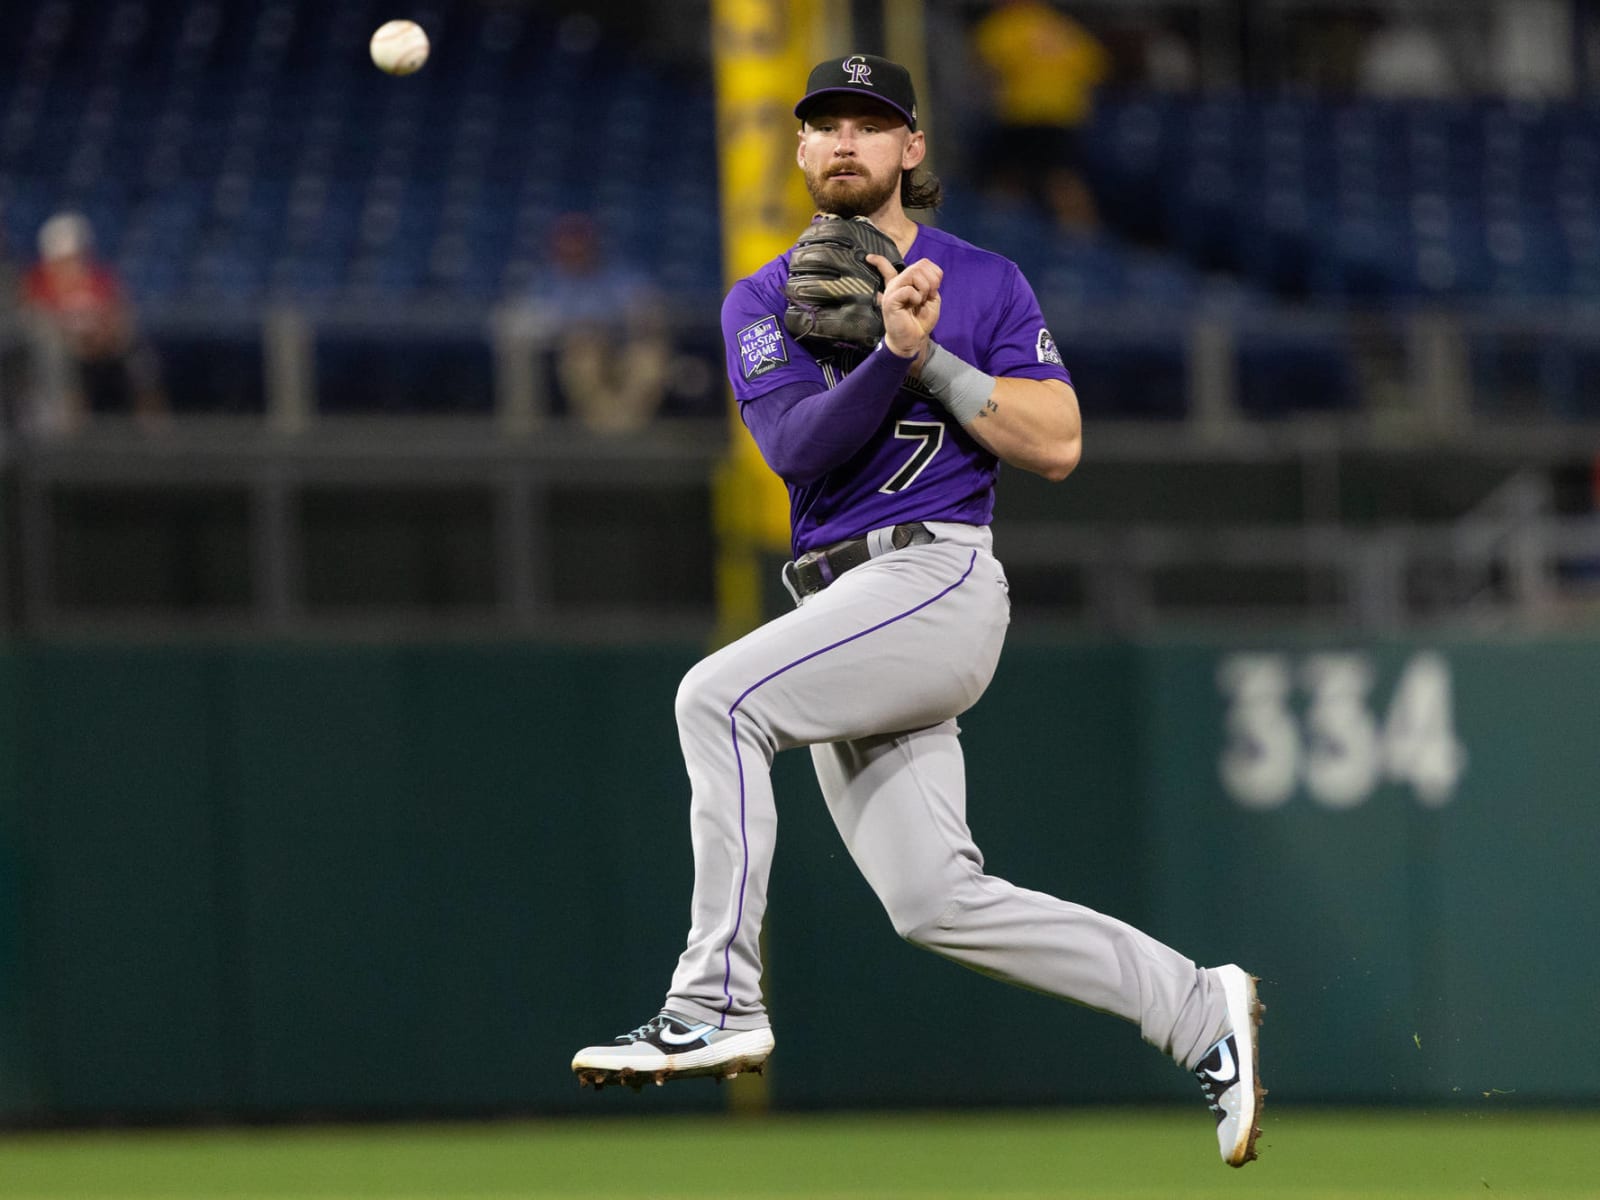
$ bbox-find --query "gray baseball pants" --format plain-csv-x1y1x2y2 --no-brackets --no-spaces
663,522,1226,1070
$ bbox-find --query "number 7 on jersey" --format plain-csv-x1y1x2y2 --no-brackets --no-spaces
879,419,945,494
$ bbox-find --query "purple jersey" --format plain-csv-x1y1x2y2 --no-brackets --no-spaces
722,222,1072,554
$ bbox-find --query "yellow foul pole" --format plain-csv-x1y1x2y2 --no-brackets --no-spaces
710,0,846,645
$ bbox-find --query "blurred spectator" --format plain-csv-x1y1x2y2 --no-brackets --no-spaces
968,0,1111,232
1095,11,1199,92
1139,22,1199,92
1491,0,1575,99
0,222,28,429
1357,17,1460,98
20,211,167,434
528,213,669,434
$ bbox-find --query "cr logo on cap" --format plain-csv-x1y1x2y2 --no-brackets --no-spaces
843,54,873,86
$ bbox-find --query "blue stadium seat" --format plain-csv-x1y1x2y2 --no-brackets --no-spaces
316,329,494,415
152,326,268,414
1235,327,1358,417
1081,92,1600,310
1065,335,1188,421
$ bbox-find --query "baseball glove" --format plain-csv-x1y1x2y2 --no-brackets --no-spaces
783,214,906,351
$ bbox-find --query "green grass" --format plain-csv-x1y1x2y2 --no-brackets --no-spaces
1,1108,1596,1200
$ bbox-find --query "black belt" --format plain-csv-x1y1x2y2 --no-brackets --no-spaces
783,522,933,599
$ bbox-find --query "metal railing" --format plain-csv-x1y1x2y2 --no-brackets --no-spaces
2,300,1597,637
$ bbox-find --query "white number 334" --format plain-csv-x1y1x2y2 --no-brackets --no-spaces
1216,651,1466,810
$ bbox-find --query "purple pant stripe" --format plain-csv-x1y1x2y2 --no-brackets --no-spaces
715,550,979,1024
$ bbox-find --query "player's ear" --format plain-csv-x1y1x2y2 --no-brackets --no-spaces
902,130,926,171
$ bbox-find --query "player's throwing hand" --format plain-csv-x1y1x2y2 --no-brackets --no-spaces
869,255,942,361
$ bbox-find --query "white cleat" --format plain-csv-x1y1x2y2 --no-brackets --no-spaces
572,1012,774,1091
1194,965,1266,1167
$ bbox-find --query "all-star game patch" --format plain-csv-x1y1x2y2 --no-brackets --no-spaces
1037,327,1065,367
738,316,788,381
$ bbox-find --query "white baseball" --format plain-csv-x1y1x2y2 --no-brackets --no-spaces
370,19,429,76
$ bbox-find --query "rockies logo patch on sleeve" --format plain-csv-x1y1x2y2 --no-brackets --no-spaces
738,316,789,380
1037,328,1065,367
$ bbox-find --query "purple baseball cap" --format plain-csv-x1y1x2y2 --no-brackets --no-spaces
794,53,918,130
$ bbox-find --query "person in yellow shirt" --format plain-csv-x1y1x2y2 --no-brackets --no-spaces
969,0,1111,231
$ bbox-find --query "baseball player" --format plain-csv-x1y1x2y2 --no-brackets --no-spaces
572,54,1265,1167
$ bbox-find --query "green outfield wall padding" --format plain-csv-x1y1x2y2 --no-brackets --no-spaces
0,652,24,1113
1138,638,1600,1104
15,646,235,1114
220,644,722,1117
0,636,1595,1120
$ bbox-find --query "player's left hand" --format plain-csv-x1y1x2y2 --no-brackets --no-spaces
782,215,904,351
869,255,942,362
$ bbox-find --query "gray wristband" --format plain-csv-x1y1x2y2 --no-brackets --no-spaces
918,342,996,425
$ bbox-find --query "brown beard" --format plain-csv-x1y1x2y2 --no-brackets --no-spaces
804,162,901,219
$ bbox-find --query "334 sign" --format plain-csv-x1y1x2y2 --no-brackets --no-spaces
1216,651,1466,810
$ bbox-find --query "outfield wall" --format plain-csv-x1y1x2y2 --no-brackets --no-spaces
0,636,1595,1121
